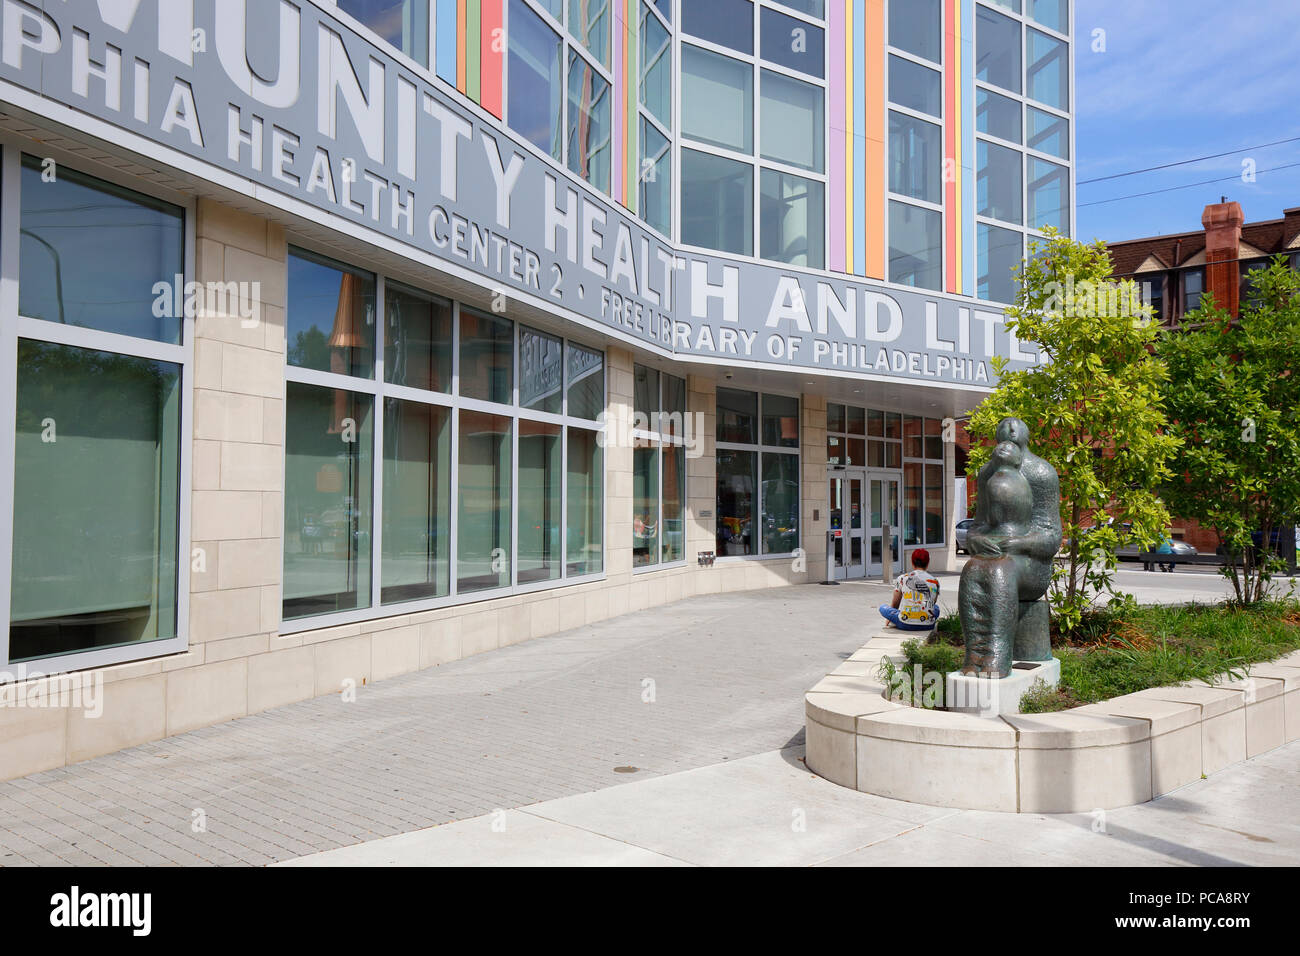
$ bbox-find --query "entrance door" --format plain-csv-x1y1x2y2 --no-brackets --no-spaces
868,472,901,578
828,471,866,580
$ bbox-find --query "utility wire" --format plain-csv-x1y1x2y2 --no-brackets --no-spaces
1077,161,1300,209
1078,136,1300,185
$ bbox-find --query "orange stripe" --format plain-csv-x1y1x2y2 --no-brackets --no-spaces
863,0,885,280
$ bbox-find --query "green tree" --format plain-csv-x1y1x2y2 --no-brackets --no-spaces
967,229,1181,636
1158,257,1300,604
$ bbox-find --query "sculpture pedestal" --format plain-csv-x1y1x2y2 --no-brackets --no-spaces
945,658,1061,717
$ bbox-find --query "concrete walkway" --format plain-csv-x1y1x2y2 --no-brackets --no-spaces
1,576,1296,866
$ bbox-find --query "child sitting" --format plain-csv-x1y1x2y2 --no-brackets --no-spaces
879,548,941,630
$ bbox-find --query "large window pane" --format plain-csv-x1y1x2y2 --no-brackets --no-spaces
925,463,944,544
338,0,429,66
762,393,800,448
773,0,824,17
977,6,1021,94
519,326,563,414
634,364,660,422
888,201,943,291
458,410,512,592
1027,29,1069,110
717,450,756,556
508,0,563,160
681,149,754,255
889,55,942,117
283,382,374,619
384,283,451,392
640,3,672,126
761,453,799,555
761,70,824,172
717,387,758,444
760,169,825,269
977,88,1022,143
1027,107,1069,159
568,0,610,66
567,427,603,575
1028,156,1070,232
760,6,824,77
10,342,180,661
1030,0,1069,32
633,440,660,567
889,111,942,203
381,399,450,604
682,0,754,54
566,343,605,420
889,0,941,62
903,461,923,547
517,420,562,584
460,309,513,404
287,250,376,378
978,140,1024,225
979,223,1022,304
567,50,612,194
662,443,685,563
681,45,753,153
827,402,845,433
663,372,687,438
640,117,672,237
20,157,184,344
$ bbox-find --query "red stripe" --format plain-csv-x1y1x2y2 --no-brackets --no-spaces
480,0,502,117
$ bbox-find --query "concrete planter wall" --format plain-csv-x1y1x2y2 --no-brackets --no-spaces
805,629,1300,813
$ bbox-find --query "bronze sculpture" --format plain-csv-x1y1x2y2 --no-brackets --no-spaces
958,417,1061,677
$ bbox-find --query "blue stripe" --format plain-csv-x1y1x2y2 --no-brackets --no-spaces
436,0,458,87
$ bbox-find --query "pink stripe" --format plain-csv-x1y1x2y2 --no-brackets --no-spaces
829,1,846,274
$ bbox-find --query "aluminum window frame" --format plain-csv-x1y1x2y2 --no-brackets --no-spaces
715,386,803,562
630,361,689,572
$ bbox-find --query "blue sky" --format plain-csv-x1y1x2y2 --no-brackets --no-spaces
1074,0,1300,243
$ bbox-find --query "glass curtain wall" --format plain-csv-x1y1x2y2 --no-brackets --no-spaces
716,388,800,557
632,365,686,568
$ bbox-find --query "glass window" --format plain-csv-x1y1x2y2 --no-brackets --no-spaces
978,140,1024,225
1241,261,1270,308
633,439,660,567
10,342,180,661
1030,0,1068,32
761,70,824,172
717,450,756,556
903,415,924,458
760,7,825,77
536,0,562,16
20,157,184,344
1184,269,1205,312
987,0,1022,11
567,428,603,575
717,388,758,444
1027,29,1069,110
681,45,753,153
384,283,451,392
1028,156,1070,232
762,454,800,555
761,169,825,269
1027,107,1068,159
283,382,374,619
634,364,661,423
457,410,512,593
517,419,562,584
682,0,755,55
640,3,672,126
762,394,800,448
924,416,944,460
662,443,685,563
287,249,376,379
663,372,687,438
460,310,513,404
827,402,846,433
979,223,1022,304
508,0,563,160
381,399,450,604
977,5,1021,94
888,201,943,291
338,0,429,66
681,149,754,255
977,88,1022,143
889,111,942,203
865,408,881,437
568,0,610,67
903,461,922,547
567,50,612,194
1139,276,1164,322
889,0,941,62
566,343,605,420
519,326,564,414
925,463,944,544
772,0,824,17
885,411,901,440
640,117,672,237
889,54,942,118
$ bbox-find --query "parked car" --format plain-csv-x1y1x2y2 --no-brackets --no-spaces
954,518,975,554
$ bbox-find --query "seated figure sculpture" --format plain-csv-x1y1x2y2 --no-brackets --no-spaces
958,417,1062,677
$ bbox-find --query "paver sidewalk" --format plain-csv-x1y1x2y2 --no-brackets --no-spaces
0,583,885,866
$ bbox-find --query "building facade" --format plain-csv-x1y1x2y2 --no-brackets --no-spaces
0,0,1073,778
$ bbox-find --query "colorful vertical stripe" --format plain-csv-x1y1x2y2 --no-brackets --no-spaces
831,1,885,279
863,0,885,280
944,0,971,294
829,2,846,273
961,0,976,297
435,0,503,119
612,0,639,211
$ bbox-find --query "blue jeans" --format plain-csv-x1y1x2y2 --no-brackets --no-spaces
879,604,938,631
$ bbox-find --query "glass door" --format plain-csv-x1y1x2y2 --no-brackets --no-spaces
868,472,900,578
828,472,866,580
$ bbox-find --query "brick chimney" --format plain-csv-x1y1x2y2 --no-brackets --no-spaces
1202,200,1244,316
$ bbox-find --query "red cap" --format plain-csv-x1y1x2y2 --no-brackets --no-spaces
911,548,931,568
